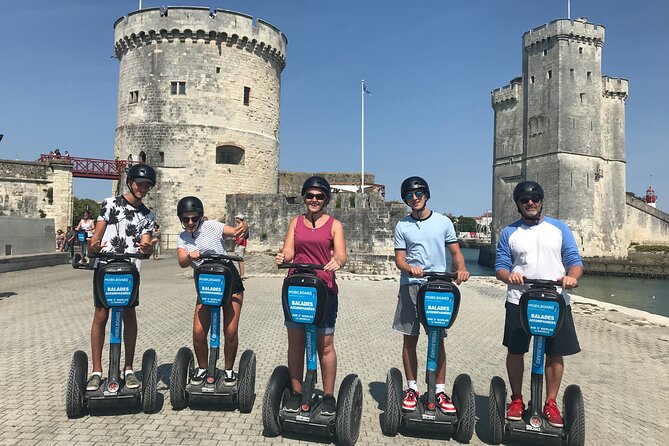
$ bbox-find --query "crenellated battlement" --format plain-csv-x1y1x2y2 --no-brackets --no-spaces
113,6,287,70
523,18,604,49
492,77,521,107
602,76,629,99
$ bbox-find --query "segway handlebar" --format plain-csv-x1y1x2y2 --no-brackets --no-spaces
278,263,324,270
523,278,577,289
198,253,243,262
90,251,151,260
422,271,458,280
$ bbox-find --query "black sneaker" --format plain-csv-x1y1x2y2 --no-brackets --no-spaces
284,393,302,413
223,370,237,386
190,368,207,385
321,395,336,416
86,374,102,391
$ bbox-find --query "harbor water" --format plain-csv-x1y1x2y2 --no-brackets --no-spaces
459,248,668,318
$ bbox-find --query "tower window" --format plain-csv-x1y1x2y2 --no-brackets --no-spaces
530,76,535,84
587,71,591,80
543,49,547,56
579,47,583,54
243,87,251,106
216,145,245,165
570,69,574,79
216,67,221,74
580,93,585,103
158,151,165,164
171,81,186,95
129,90,139,104
547,70,552,79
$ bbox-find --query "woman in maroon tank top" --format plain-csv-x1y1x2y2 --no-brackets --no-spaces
275,176,347,415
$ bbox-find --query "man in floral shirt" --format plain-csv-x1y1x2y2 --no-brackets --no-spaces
85,164,156,391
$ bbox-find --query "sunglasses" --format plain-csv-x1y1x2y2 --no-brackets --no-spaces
305,193,326,200
404,190,425,201
180,215,201,224
519,195,542,204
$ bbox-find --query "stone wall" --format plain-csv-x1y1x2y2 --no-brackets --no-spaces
0,216,56,255
278,172,376,196
0,159,73,233
218,192,407,256
625,195,669,244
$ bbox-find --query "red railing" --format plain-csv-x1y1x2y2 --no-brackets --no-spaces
37,154,131,180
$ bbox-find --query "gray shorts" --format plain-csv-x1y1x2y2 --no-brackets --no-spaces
234,245,246,258
392,283,447,338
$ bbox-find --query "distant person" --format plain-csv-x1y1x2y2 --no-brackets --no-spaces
64,150,70,158
85,164,157,392
127,153,133,165
234,214,248,279
274,176,347,416
392,176,469,414
64,226,75,257
75,210,95,263
54,148,61,158
151,223,162,259
495,181,582,428
56,229,65,251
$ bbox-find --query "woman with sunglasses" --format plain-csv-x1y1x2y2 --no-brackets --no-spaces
176,196,248,386
274,175,347,416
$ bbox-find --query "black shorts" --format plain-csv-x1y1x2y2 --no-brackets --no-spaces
93,266,140,308
503,301,581,356
195,262,245,304
285,292,338,335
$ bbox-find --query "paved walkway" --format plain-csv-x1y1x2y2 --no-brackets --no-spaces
0,251,667,445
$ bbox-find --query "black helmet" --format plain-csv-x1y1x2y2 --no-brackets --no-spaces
301,176,331,203
401,176,430,202
513,181,544,202
177,196,204,217
126,164,156,187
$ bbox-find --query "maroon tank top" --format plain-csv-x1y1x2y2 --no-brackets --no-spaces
292,214,338,294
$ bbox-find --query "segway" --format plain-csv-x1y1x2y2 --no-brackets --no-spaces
262,263,363,446
169,253,256,412
488,279,585,445
382,272,475,442
65,251,158,418
72,231,93,270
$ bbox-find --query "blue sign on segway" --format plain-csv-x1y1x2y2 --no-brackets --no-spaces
287,286,318,324
423,291,455,328
526,300,560,337
198,274,226,306
103,274,134,307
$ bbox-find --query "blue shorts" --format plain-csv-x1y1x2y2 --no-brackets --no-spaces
503,301,581,356
285,291,338,335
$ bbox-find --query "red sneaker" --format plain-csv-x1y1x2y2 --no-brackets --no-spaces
543,399,564,428
402,389,419,411
506,395,524,421
436,392,457,414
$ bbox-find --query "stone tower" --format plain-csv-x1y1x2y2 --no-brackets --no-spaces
491,18,628,258
112,7,287,233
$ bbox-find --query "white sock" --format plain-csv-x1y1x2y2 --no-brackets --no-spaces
435,384,445,394
124,370,134,377
407,380,418,391
225,369,234,378
92,371,102,377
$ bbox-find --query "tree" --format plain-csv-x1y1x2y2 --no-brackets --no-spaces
457,216,477,232
72,197,100,227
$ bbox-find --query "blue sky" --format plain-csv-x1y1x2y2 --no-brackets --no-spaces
1,0,667,216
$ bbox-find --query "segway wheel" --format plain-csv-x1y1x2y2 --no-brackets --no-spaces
237,349,256,413
72,253,81,269
66,350,88,418
262,365,290,437
452,373,475,442
169,347,193,410
335,374,363,446
381,367,403,436
488,376,507,445
563,384,585,446
141,349,158,413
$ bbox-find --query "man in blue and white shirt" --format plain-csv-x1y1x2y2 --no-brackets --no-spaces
495,181,583,428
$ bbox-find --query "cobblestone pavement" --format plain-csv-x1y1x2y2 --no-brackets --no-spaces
1,251,667,445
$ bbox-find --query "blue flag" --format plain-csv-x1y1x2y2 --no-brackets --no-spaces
363,84,372,96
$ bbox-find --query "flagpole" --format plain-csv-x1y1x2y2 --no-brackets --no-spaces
361,79,365,191
568,0,571,19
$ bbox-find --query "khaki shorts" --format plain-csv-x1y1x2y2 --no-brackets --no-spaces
392,283,447,338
